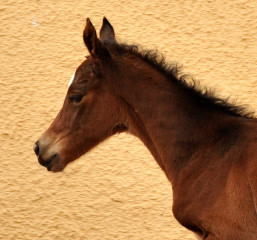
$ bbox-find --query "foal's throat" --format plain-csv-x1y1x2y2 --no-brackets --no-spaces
121,76,209,181
120,62,244,183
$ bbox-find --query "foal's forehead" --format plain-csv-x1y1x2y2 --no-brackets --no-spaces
67,60,92,88
67,70,76,88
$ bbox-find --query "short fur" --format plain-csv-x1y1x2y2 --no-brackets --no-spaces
105,42,254,118
35,18,257,240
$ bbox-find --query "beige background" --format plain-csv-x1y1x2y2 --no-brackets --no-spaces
1,1,257,239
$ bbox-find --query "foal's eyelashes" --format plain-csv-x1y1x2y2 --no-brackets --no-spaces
69,94,83,103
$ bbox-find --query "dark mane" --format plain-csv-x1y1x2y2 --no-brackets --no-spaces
105,41,254,119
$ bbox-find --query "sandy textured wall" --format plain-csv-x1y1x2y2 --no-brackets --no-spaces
1,1,257,239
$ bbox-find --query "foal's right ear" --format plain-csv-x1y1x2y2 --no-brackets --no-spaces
100,17,116,43
83,18,108,59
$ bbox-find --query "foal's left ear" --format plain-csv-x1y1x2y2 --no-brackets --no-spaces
83,18,109,60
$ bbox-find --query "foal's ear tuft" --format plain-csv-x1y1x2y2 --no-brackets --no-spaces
100,17,116,43
83,18,103,57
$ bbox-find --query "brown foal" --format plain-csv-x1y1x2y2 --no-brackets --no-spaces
34,17,257,239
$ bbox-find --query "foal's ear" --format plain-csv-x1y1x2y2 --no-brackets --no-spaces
100,17,116,43
83,18,108,59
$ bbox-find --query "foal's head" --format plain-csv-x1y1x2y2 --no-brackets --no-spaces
34,18,126,172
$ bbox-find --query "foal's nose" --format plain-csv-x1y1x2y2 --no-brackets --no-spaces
33,141,40,156
33,140,59,171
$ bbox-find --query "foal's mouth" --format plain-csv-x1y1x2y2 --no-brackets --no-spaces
38,153,61,172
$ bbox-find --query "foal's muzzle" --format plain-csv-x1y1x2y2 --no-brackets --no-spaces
33,141,59,171
33,142,40,156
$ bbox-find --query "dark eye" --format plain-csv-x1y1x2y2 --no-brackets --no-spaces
69,94,83,103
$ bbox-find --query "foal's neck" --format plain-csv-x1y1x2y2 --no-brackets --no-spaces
117,57,247,183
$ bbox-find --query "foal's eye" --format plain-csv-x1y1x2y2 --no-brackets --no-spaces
69,95,83,103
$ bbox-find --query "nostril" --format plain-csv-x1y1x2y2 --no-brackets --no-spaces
33,141,40,156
